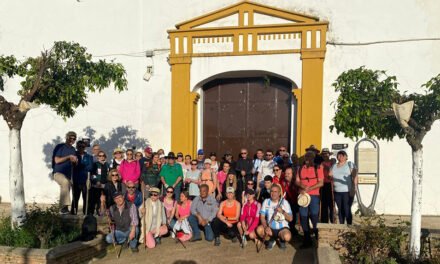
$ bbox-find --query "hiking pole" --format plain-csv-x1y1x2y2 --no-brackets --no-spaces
141,182,147,250
117,238,130,259
167,224,187,249
104,207,117,256
85,172,91,215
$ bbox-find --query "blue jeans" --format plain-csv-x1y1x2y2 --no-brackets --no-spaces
188,214,214,241
334,192,352,225
299,195,320,232
106,227,139,249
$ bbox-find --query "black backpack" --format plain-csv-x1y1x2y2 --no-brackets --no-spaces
81,214,97,241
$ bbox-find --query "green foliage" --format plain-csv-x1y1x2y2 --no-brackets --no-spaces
0,204,80,249
0,41,128,118
335,214,408,264
330,67,404,141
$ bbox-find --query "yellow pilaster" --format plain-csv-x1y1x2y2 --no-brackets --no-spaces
170,56,192,154
299,50,325,156
292,89,302,155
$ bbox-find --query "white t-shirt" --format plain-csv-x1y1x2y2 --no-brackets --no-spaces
258,160,275,180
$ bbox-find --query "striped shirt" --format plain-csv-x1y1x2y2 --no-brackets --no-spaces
260,198,292,230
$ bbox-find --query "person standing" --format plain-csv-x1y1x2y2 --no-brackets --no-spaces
124,180,143,209
188,184,218,242
141,153,161,197
103,191,139,253
200,159,218,196
216,161,230,201
196,149,205,170
328,150,358,225
280,167,298,232
118,149,140,185
52,131,78,214
110,148,124,170
160,152,183,201
185,160,201,200
71,140,93,215
90,150,109,215
257,150,276,190
91,144,101,162
295,151,324,248
102,169,126,208
235,148,254,194
320,148,336,223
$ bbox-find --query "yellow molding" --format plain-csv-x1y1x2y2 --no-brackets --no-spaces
169,56,192,65
301,50,326,59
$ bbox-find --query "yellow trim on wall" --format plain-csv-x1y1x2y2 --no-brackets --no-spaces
169,1,327,156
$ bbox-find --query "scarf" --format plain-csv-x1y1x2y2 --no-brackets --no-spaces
143,198,164,237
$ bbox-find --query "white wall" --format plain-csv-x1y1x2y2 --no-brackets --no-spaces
0,0,439,214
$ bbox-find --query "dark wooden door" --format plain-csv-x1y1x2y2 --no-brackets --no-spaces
203,77,291,158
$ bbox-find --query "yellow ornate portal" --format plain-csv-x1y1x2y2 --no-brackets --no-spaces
168,0,328,156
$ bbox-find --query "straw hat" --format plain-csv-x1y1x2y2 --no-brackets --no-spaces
297,193,311,207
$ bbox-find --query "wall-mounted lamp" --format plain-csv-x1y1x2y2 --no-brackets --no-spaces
143,50,154,81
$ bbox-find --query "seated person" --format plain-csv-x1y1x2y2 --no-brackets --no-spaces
139,187,168,248
173,191,193,242
237,188,261,247
211,187,241,246
256,184,293,250
188,184,218,242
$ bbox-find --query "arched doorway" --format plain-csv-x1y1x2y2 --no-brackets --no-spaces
203,76,292,156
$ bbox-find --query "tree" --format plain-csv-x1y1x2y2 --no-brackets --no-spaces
0,41,128,228
330,67,440,260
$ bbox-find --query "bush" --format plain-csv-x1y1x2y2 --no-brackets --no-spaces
0,204,80,249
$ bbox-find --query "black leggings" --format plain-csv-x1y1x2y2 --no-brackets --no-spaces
211,217,239,238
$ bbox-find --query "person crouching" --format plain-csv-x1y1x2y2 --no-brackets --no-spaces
212,186,241,246
139,187,168,248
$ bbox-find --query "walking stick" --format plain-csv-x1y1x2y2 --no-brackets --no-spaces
117,238,130,258
85,172,90,215
104,205,117,256
257,192,286,253
167,224,187,249
141,182,147,250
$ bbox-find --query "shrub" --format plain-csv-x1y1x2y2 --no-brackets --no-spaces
0,203,80,249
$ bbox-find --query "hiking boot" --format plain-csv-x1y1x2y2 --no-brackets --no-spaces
60,206,69,215
190,236,202,242
279,240,286,250
231,236,238,243
130,247,139,253
313,229,319,240
154,237,161,245
214,237,221,246
266,240,276,250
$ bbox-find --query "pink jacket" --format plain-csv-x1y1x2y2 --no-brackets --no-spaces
240,200,261,233
118,159,140,183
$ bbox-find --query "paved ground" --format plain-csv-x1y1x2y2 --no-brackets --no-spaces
91,234,316,264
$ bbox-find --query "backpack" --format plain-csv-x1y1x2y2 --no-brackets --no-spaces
298,164,319,182
80,214,97,241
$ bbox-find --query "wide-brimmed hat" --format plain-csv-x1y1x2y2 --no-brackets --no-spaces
305,145,320,153
297,193,311,207
321,148,331,154
149,187,160,194
167,152,176,159
113,147,123,154
204,159,212,164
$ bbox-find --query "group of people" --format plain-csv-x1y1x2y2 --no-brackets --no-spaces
52,131,358,252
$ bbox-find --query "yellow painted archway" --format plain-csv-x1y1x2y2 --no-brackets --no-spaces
168,0,328,156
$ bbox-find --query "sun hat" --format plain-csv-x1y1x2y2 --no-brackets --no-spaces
204,158,212,164
149,187,160,194
167,152,176,159
297,193,311,207
113,147,123,154
321,148,331,154
226,186,235,193
305,145,320,153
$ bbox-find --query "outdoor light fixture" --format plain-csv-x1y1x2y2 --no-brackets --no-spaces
143,50,154,81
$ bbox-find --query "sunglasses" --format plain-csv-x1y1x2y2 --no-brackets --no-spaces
98,155,105,157
127,186,136,189
274,169,280,172
191,163,197,165
111,174,119,176
279,149,286,152
127,153,133,155
247,183,254,185
167,191,174,194
151,193,159,197
241,152,247,154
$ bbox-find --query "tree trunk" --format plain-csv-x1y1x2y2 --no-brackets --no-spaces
9,128,26,227
409,148,423,260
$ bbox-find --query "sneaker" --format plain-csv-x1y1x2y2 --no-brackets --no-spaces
190,236,202,242
279,241,286,250
265,240,276,250
60,206,69,215
130,247,139,253
313,229,319,240
155,237,161,245
241,236,247,248
214,237,221,246
231,236,238,243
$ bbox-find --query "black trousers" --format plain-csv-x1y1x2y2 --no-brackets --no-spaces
211,217,239,238
89,187,104,215
320,182,335,223
71,183,87,215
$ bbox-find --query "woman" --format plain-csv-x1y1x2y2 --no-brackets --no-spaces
173,191,193,242
272,164,282,185
238,189,261,247
139,187,168,248
209,152,219,173
222,171,240,201
162,186,177,228
102,169,126,208
135,150,143,161
118,149,141,184
141,153,161,195
185,160,201,200
328,150,358,225
182,155,192,173
212,186,241,246
91,150,109,215
110,148,124,170
216,161,230,201
200,159,217,196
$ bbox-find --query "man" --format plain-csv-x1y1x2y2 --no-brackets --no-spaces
125,180,143,208
220,151,236,172
235,148,254,184
102,191,139,253
53,131,78,214
274,146,291,168
305,145,324,165
257,175,273,204
91,144,101,162
71,140,94,215
320,148,336,223
252,149,264,182
160,152,183,200
295,151,324,248
280,167,298,232
256,184,293,250
139,147,153,173
188,184,218,242
257,150,275,190
196,149,205,170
